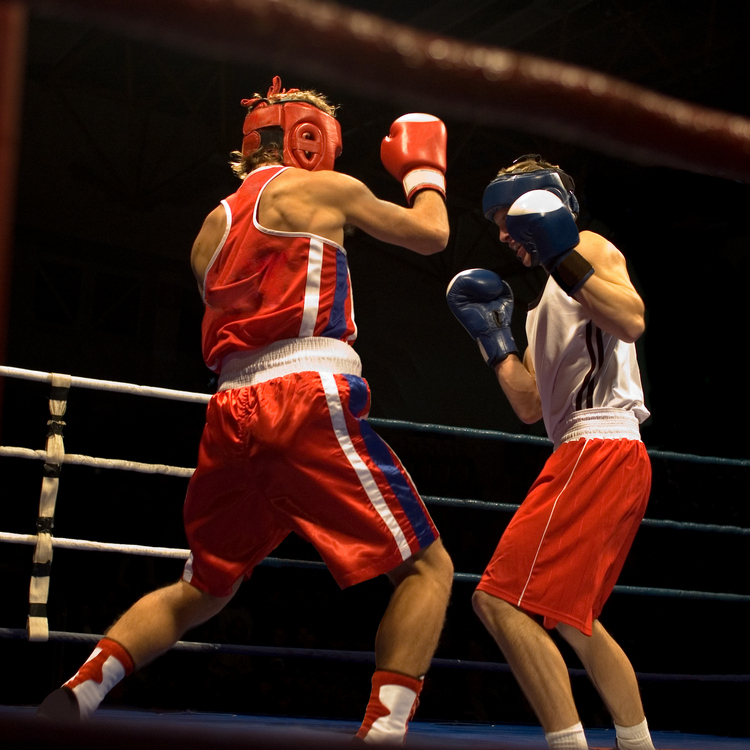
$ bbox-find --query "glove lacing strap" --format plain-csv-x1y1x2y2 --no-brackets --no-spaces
552,250,594,296
403,168,446,202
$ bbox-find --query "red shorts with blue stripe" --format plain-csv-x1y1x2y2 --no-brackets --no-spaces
476,437,651,636
181,371,439,597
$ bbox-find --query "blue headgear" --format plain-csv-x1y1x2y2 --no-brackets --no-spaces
482,162,579,221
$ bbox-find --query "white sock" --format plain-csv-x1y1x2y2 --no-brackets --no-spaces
615,718,655,750
545,722,588,750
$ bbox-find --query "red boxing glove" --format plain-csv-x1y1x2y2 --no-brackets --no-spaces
381,114,447,204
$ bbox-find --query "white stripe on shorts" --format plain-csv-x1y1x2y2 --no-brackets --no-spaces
320,371,411,561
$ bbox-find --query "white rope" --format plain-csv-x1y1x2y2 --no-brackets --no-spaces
0,445,195,478
0,365,212,404
0,531,189,560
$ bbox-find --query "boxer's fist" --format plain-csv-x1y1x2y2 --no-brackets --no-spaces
506,190,580,271
381,114,447,204
446,269,518,367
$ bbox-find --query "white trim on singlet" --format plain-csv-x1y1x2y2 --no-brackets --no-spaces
251,167,347,253
247,168,346,340
300,237,324,338
200,201,233,303
319,371,412,562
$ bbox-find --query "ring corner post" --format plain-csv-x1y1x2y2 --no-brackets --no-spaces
0,1,28,434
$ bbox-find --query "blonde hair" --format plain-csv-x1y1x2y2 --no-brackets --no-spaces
260,88,337,117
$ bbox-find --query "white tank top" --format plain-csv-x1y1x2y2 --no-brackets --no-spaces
526,277,649,447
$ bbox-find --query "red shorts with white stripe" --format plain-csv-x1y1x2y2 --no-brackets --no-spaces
476,437,651,636
181,371,438,597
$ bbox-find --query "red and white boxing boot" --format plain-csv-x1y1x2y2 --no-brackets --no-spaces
38,637,134,721
355,670,423,744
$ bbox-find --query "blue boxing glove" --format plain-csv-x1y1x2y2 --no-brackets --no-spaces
446,269,519,367
506,190,593,295
506,190,579,270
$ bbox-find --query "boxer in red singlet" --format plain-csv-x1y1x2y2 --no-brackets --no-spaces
39,77,454,745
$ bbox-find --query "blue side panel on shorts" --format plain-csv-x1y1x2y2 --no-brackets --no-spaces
344,375,435,548
345,372,369,416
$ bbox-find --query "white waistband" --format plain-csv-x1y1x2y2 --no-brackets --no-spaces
218,338,362,390
555,407,641,449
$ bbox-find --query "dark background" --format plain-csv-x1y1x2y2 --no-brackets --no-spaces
1,0,749,739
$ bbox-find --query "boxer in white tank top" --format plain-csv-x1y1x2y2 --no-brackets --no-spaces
447,155,655,750
527,274,649,448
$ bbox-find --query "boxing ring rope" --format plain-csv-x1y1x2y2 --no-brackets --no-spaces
2,527,750,601
0,628,748,685
1,364,748,686
2,0,750,184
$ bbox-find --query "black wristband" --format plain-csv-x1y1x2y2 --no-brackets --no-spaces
552,250,594,296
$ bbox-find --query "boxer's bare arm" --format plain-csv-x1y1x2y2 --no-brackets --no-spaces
259,168,448,256
494,350,541,424
573,232,645,343
191,205,227,291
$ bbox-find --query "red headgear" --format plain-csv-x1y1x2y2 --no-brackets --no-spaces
241,76,342,171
